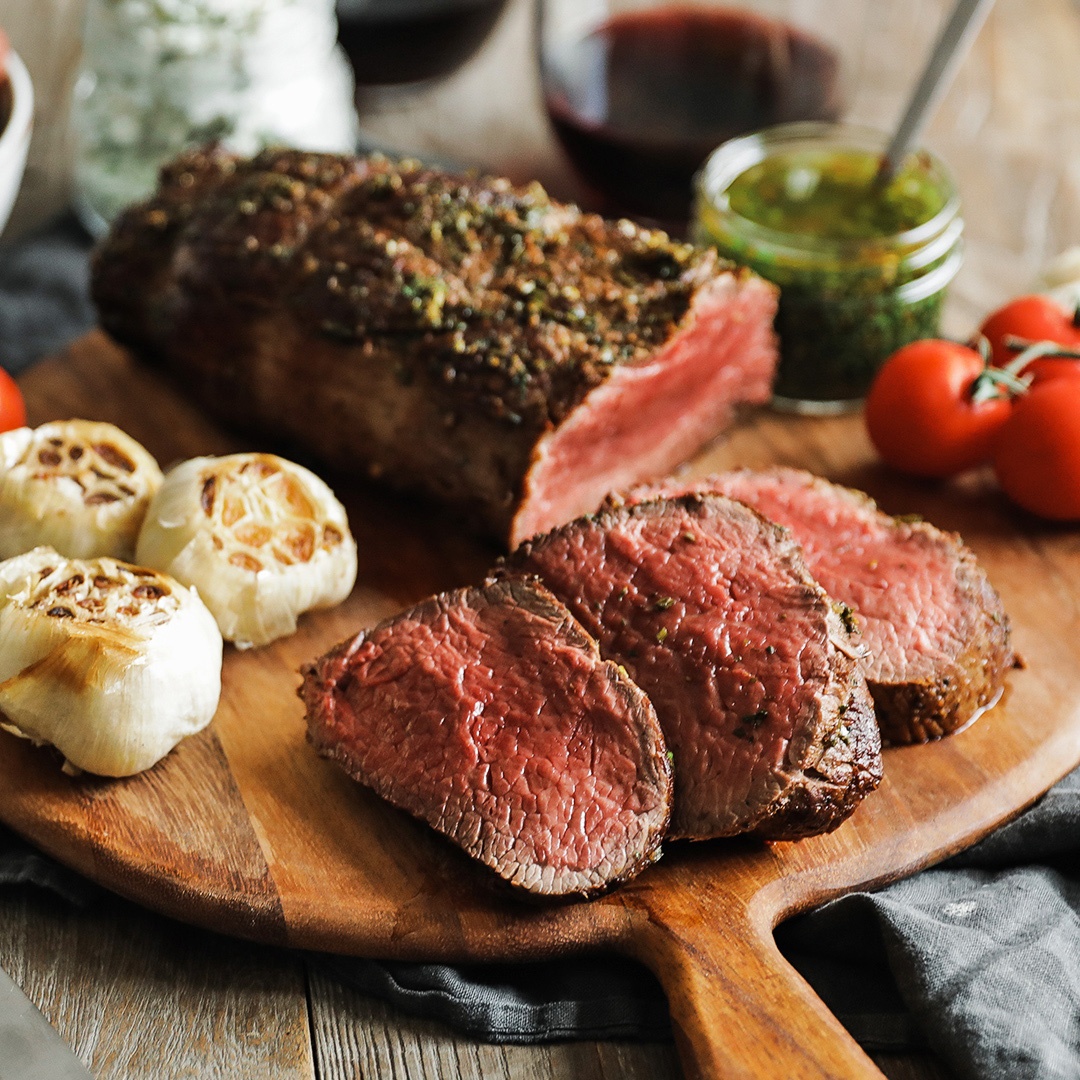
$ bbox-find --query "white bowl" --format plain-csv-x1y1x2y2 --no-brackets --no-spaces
0,46,33,239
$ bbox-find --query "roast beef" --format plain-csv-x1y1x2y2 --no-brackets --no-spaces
613,469,1014,743
300,578,672,898
504,495,882,841
91,147,779,548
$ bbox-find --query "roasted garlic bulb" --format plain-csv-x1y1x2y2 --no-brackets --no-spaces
136,453,357,648
0,547,222,776
0,420,163,560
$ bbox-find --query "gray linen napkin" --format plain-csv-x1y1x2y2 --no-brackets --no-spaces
2,217,1080,1080
0,215,95,374
776,761,1080,1079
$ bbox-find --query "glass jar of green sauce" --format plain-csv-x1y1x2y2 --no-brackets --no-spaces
695,123,963,413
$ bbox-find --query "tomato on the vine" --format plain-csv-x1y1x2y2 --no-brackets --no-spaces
864,339,1013,478
1013,353,1080,387
979,294,1080,382
993,379,1080,521
0,368,25,433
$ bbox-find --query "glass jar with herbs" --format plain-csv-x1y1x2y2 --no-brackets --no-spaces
695,122,963,413
72,0,360,236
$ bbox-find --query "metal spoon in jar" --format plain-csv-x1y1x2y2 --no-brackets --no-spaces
876,0,997,184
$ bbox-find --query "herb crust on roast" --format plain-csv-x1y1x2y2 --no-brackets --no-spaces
92,147,778,546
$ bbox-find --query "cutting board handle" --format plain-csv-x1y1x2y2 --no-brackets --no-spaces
625,884,885,1080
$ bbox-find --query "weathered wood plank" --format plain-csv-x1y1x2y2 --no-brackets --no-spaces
305,960,954,1080
305,962,681,1080
0,889,314,1080
0,888,954,1080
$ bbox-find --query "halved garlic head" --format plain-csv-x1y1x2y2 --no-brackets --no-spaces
0,420,163,561
135,453,358,649
0,547,223,777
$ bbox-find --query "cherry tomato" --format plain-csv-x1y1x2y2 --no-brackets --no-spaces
993,379,1080,521
980,294,1080,382
0,368,25,433
864,339,1012,478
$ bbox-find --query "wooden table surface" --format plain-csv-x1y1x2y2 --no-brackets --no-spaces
1,0,1078,1076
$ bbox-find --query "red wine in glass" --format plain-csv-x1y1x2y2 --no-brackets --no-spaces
541,5,844,226
336,0,510,86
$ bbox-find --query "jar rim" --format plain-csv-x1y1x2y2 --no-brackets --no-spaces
696,121,961,257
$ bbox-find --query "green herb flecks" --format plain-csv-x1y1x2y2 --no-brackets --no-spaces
726,148,945,242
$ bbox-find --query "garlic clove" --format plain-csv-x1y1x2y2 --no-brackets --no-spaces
0,420,163,561
136,453,358,648
0,547,222,776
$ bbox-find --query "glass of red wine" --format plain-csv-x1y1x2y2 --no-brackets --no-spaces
335,0,512,156
336,0,510,87
537,0,865,230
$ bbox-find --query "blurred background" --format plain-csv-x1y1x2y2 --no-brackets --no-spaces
1,0,1080,331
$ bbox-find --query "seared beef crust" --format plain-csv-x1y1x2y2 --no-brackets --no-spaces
92,147,777,546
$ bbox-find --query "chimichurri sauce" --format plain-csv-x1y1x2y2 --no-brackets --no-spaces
726,148,947,241
696,132,963,411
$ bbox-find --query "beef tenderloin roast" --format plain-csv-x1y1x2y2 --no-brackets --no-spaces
91,147,778,548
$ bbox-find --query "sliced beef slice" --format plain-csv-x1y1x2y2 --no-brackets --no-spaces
615,468,1014,744
300,578,672,898
505,495,882,841
92,148,778,548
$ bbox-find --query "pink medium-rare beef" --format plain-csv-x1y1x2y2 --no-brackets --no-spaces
614,468,1014,744
510,273,779,546
300,578,672,898
90,147,778,548
504,495,882,841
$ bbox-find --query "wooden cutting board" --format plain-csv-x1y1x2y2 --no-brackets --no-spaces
2,332,1078,1080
